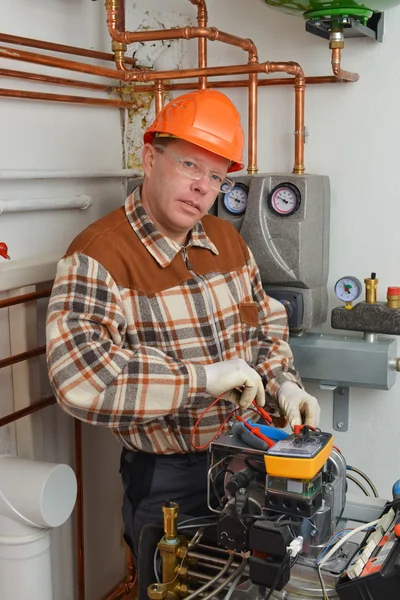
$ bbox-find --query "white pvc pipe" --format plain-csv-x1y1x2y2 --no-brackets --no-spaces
0,455,77,600
0,194,92,214
0,169,139,179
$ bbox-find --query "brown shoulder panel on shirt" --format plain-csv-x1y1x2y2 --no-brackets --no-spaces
64,209,250,295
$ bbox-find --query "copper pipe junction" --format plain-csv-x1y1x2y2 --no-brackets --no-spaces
0,0,358,175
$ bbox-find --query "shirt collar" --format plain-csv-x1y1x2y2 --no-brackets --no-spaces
125,186,219,268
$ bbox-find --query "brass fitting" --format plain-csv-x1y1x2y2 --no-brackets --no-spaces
162,502,179,541
148,583,168,600
175,583,189,597
387,287,400,309
330,40,344,49
364,273,379,304
177,565,189,578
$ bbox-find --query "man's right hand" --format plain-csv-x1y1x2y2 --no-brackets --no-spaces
204,358,265,409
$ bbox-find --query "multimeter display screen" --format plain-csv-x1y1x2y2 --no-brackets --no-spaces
267,438,323,459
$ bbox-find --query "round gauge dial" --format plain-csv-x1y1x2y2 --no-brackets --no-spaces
268,182,301,217
223,183,249,215
334,276,362,305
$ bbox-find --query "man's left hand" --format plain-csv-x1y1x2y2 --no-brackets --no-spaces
277,381,320,429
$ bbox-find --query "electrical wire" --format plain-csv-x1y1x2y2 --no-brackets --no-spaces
213,467,233,507
263,552,291,600
318,519,379,569
190,394,240,450
346,473,370,496
153,546,161,583
178,515,217,527
315,529,352,565
317,564,329,600
347,465,379,497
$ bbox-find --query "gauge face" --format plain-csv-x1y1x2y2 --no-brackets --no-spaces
223,183,249,215
334,276,362,303
268,182,301,217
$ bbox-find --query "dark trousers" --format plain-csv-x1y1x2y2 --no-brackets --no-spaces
120,448,220,567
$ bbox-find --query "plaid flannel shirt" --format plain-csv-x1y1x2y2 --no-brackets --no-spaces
46,187,301,454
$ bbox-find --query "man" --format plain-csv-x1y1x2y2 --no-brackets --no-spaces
46,89,320,568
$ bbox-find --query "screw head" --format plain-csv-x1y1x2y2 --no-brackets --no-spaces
336,422,344,429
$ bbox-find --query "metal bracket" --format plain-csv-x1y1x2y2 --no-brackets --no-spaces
333,386,349,432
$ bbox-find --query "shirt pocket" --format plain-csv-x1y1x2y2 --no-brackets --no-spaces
238,301,259,327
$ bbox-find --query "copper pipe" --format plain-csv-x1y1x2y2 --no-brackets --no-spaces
119,75,347,92
0,45,128,81
75,419,85,600
261,61,305,174
248,72,258,175
0,396,56,428
294,73,305,174
0,32,137,66
0,68,112,92
154,80,164,115
106,0,258,62
124,62,283,82
190,0,208,89
0,87,135,108
0,345,46,370
331,48,359,82
0,288,51,310
101,542,137,599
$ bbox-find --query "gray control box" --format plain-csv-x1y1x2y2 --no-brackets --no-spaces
214,174,330,330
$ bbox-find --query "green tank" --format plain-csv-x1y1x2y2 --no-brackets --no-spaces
261,0,398,20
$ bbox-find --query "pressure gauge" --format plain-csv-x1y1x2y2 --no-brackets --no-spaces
223,182,249,215
268,182,301,217
334,276,362,307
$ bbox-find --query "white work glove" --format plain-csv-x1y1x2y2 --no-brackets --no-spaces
204,358,265,409
277,381,320,428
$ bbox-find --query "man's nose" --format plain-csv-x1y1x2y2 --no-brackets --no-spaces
191,173,210,194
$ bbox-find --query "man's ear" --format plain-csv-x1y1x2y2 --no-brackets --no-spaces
142,143,157,177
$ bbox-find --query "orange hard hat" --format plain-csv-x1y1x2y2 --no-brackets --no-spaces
144,89,244,172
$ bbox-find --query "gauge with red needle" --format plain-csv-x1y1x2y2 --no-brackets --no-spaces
268,182,301,217
334,276,362,306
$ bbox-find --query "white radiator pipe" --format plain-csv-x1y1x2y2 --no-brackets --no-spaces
0,169,138,180
0,455,77,600
0,194,92,214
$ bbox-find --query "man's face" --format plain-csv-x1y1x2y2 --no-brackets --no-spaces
141,138,230,244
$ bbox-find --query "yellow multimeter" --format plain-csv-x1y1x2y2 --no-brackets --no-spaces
264,429,333,480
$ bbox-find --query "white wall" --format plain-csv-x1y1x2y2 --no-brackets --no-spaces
2,0,400,597
1,2,128,599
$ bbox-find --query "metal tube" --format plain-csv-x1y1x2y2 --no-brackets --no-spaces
0,45,128,81
0,195,92,214
0,68,112,92
0,87,134,108
184,554,234,600
190,0,208,89
186,551,241,567
331,48,359,83
0,396,56,428
0,289,50,310
201,559,247,600
293,73,305,174
0,345,46,370
0,32,137,65
75,419,85,600
0,169,138,179
154,80,164,115
248,72,258,174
